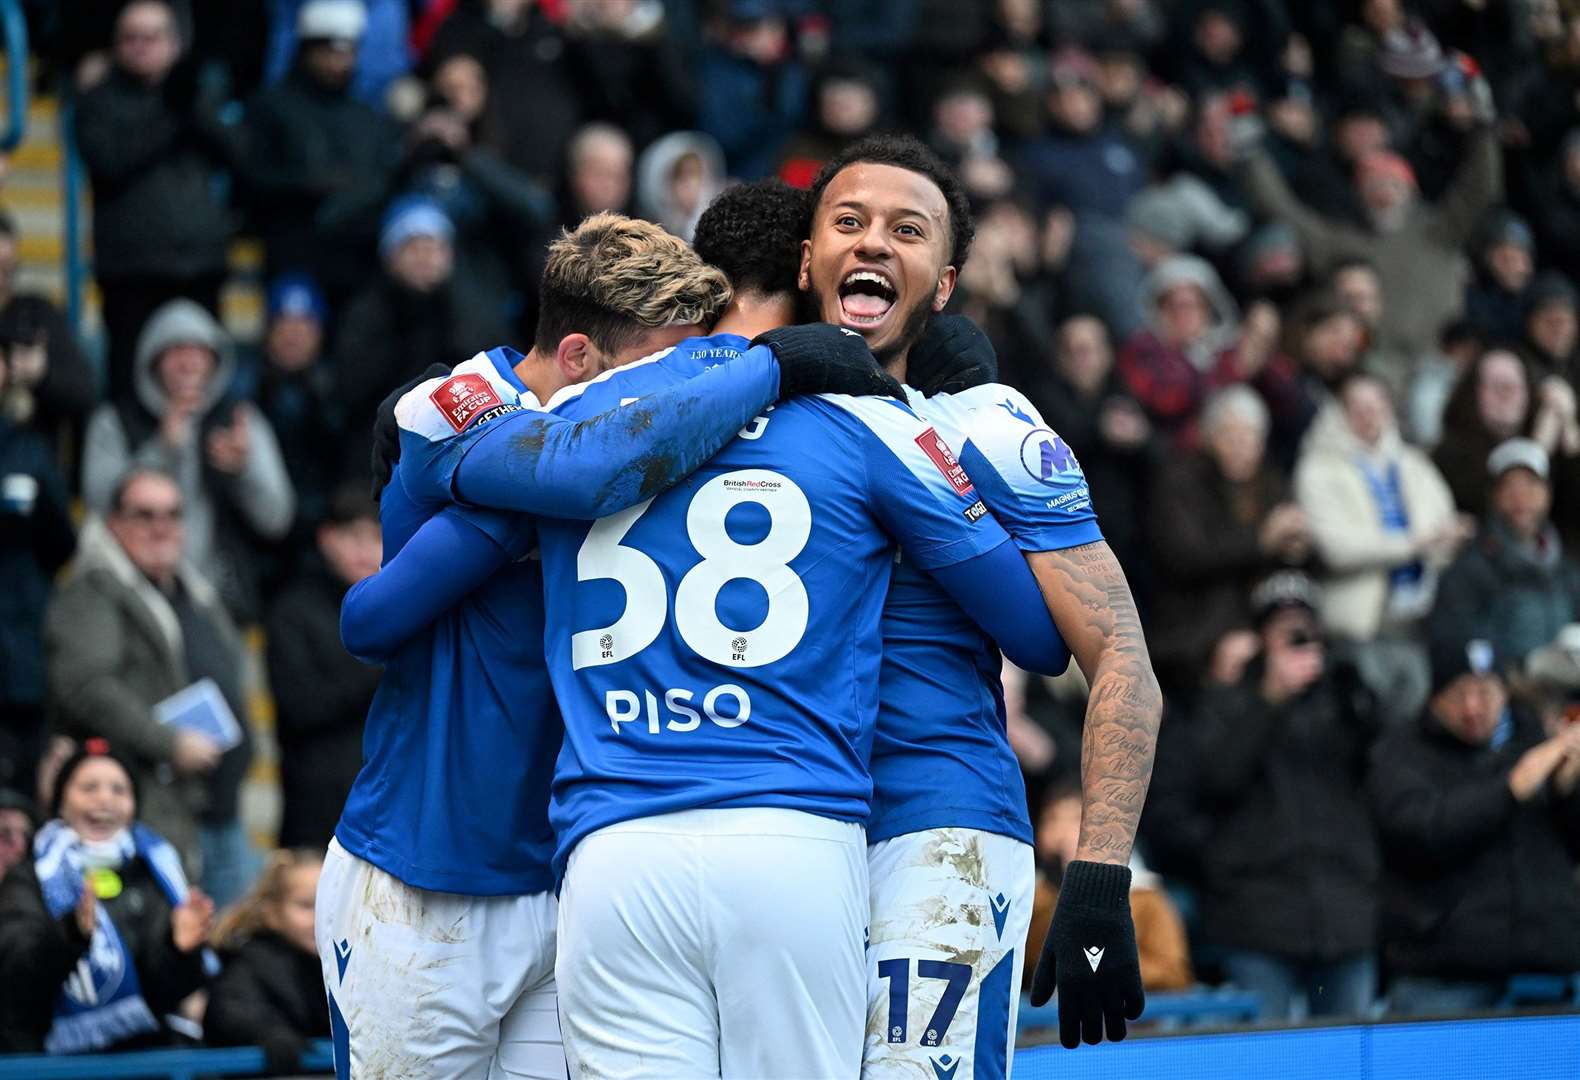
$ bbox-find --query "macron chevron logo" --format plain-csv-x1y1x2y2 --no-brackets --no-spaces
1085,946,1105,972
931,1053,960,1080
990,891,1011,940
334,938,352,984
998,398,1035,426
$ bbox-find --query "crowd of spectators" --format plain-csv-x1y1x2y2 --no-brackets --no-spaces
3,0,1580,1063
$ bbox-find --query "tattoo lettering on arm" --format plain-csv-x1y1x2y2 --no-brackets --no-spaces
1027,541,1163,865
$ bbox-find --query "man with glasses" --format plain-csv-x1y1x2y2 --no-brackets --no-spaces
44,469,251,892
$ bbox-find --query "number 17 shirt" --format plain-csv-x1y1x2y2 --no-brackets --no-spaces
534,334,1007,876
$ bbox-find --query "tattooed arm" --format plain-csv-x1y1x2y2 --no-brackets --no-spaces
1028,541,1162,865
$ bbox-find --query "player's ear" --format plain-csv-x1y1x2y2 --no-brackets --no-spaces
555,333,594,382
932,266,958,312
798,240,813,292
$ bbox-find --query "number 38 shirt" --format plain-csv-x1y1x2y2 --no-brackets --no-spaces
534,334,1007,876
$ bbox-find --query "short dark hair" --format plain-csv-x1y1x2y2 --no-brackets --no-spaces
692,180,810,297
807,134,975,269
323,484,377,527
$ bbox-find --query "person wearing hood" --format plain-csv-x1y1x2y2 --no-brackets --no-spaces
1463,210,1536,345
74,0,240,404
1370,638,1580,1015
243,0,402,308
0,742,216,1054
45,468,255,900
1432,439,1580,666
80,300,296,621
1294,373,1465,722
332,196,512,451
635,131,727,243
1117,253,1241,445
1521,271,1580,383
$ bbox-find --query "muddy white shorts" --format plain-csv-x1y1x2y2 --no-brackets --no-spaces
315,838,562,1079
863,828,1035,1080
556,807,868,1079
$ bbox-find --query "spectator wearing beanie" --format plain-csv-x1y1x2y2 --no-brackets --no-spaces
243,0,401,309
1294,372,1463,721
1194,572,1383,1021
265,487,382,851
74,0,239,403
695,2,811,180
1370,638,1580,1015
1463,210,1536,345
0,742,215,1053
332,195,511,453
253,274,352,535
1117,254,1240,446
262,0,411,108
1521,271,1580,383
1432,439,1580,666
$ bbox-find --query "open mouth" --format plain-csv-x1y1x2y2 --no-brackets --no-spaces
838,269,897,328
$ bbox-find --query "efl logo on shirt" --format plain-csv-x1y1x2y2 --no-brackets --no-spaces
430,374,506,433
915,428,975,496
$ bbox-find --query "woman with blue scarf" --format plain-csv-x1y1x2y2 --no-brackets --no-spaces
0,740,215,1053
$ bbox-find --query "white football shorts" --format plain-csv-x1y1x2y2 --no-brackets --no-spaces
315,838,562,1079
556,807,868,1079
863,828,1035,1080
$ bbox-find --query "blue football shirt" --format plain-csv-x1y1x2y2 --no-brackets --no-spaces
534,334,1008,875
866,384,1103,845
335,349,563,895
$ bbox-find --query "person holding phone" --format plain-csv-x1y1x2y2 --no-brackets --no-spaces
1192,571,1385,1021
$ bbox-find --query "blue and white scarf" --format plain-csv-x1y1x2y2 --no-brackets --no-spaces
33,820,212,1054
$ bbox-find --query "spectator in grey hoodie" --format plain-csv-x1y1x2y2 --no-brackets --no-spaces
81,301,294,620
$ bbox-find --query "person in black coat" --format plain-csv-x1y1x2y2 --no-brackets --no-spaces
1370,639,1580,1015
252,274,356,537
242,15,401,310
206,849,328,1075
73,0,238,402
0,214,97,467
1193,572,1382,1020
0,745,214,1053
265,487,382,850
332,197,513,456
0,346,75,794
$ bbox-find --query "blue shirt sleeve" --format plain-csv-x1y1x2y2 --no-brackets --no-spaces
926,384,1104,552
927,540,1071,676
398,346,782,519
340,506,525,662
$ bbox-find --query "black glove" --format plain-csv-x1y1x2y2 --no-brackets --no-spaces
904,314,999,396
752,323,903,400
1031,860,1144,1048
259,1028,307,1075
370,362,453,501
